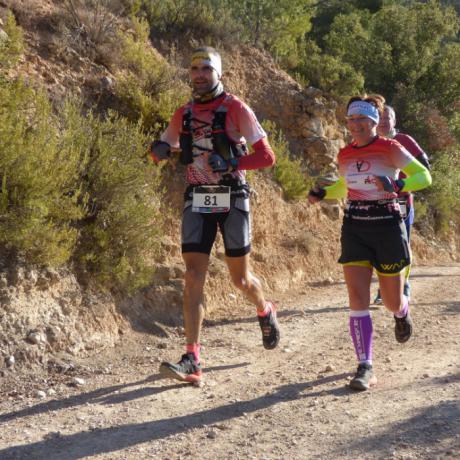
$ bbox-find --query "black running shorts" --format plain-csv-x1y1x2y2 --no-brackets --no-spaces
338,221,411,275
181,195,251,257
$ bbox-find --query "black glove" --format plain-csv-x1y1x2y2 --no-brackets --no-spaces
208,154,239,173
308,187,326,200
150,141,171,163
376,176,405,193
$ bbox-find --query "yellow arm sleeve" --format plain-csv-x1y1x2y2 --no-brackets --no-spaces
324,176,347,200
400,158,432,192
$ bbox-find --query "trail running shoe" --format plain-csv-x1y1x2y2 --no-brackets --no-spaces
258,301,280,350
394,312,413,343
349,362,377,391
159,353,202,383
374,290,383,305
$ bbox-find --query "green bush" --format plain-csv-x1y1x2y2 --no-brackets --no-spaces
1,77,164,292
293,40,364,97
263,121,311,201
0,21,80,265
65,103,165,291
137,0,240,45
0,11,24,75
115,18,188,133
424,150,460,234
0,11,166,290
0,80,83,266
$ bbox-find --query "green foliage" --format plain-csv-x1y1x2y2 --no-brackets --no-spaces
424,150,460,233
115,18,188,133
295,40,364,96
0,10,167,290
0,80,83,266
367,1,458,95
137,0,239,45
0,12,24,74
237,0,313,60
0,75,164,290
137,0,313,65
264,121,310,201
64,104,164,291
417,42,460,119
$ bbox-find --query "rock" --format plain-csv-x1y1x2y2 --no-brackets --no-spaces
34,390,47,399
72,377,86,386
6,355,15,367
320,203,341,220
304,86,323,98
100,76,114,91
27,331,46,346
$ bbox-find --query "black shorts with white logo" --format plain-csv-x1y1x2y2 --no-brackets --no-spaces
181,186,251,257
338,220,411,275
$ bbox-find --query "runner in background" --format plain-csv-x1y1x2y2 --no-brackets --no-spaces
373,97,431,304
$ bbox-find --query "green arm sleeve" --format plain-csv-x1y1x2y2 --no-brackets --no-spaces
324,176,347,199
400,158,432,192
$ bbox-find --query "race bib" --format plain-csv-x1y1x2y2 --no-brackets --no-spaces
346,174,378,190
192,185,231,213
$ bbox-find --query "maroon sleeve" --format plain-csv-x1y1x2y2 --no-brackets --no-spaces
394,133,425,158
237,138,275,170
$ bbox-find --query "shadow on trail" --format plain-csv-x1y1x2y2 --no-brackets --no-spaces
429,372,460,386
204,306,348,328
328,399,460,459
0,372,353,460
0,363,248,424
306,280,347,288
304,269,460,289
411,300,460,314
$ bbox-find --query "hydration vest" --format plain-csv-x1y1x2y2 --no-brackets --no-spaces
179,95,247,165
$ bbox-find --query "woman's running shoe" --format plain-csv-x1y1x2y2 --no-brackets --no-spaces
394,312,413,343
349,363,377,391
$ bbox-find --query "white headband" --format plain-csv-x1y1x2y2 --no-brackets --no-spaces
347,101,379,124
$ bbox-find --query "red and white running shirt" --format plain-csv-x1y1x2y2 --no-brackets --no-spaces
338,136,414,201
161,93,267,185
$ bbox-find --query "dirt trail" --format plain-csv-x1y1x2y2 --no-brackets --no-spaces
0,264,459,460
